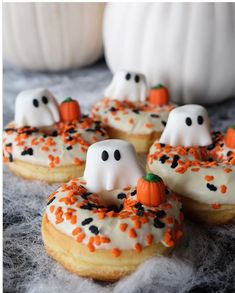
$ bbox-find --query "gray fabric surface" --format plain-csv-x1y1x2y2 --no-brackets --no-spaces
3,61,235,293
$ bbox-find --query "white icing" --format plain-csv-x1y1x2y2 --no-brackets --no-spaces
148,134,235,205
84,139,144,193
15,88,60,128
105,70,148,102
160,105,212,147
3,120,108,167
92,98,175,135
46,178,183,250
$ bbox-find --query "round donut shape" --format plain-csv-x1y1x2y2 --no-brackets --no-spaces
3,117,108,183
92,98,176,154
42,178,183,280
148,132,235,225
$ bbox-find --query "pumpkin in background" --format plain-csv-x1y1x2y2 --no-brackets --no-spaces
3,3,105,71
104,3,235,104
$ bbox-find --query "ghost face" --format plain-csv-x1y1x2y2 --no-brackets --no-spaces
104,70,148,102
83,139,144,193
160,105,212,147
14,88,60,128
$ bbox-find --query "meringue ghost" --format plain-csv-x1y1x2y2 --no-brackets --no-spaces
14,88,60,128
83,139,144,193
104,70,148,102
160,105,212,147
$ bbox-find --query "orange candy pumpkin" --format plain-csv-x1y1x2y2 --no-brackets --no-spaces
149,84,169,106
225,127,235,149
137,173,166,207
60,97,81,122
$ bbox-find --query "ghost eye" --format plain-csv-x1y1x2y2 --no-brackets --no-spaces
135,75,140,83
125,73,131,81
33,99,39,108
197,115,204,125
101,150,109,161
42,96,48,104
185,117,192,126
114,150,121,161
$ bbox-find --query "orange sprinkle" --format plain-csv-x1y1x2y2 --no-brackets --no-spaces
49,205,55,213
94,236,101,246
76,233,85,243
100,236,111,243
112,248,121,257
74,157,83,166
119,223,128,232
128,228,137,238
134,243,142,253
54,156,60,164
70,215,77,225
166,217,174,224
163,231,174,247
220,185,227,194
87,243,95,252
191,168,200,172
97,212,105,220
145,123,153,128
211,203,220,209
224,168,232,173
128,118,134,124
134,220,141,229
55,218,64,224
204,175,214,182
146,234,153,246
72,227,82,236
45,213,49,223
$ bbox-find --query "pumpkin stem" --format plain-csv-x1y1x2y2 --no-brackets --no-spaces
62,97,73,103
144,173,162,182
151,84,164,90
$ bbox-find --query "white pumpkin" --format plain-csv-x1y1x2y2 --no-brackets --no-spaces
104,3,235,104
3,3,105,71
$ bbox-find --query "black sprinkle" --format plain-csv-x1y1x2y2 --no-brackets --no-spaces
132,109,140,114
171,155,180,169
81,218,93,226
43,134,47,138
207,143,216,151
66,146,73,151
110,107,117,112
47,196,56,205
117,193,126,200
136,209,144,217
9,153,13,162
5,143,12,147
220,143,224,148
154,218,165,229
80,203,99,210
81,192,92,200
131,190,137,196
134,202,143,209
207,157,214,162
85,128,96,133
161,121,166,126
66,128,76,134
150,114,160,118
89,225,99,235
21,148,34,156
159,154,169,164
227,151,232,157
82,114,89,119
51,130,58,137
156,210,166,218
67,136,73,142
4,128,15,132
160,143,166,147
207,183,217,192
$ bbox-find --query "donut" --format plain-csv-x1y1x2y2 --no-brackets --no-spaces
92,71,176,153
42,139,183,281
3,88,108,183
147,105,235,225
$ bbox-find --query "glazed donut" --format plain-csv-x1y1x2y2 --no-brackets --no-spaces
92,71,176,153
148,105,235,225
42,139,183,281
3,89,107,183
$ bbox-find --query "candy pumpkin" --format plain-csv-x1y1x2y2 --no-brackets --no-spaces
60,98,81,122
149,84,169,106
137,173,166,207
225,126,235,149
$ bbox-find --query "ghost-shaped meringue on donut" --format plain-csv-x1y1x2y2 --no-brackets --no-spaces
15,88,60,128
159,105,212,147
83,139,144,193
104,70,148,102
